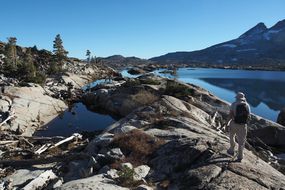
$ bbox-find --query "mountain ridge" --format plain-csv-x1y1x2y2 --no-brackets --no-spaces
150,19,285,68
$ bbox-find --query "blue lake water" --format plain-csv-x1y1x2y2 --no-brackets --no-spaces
154,68,285,122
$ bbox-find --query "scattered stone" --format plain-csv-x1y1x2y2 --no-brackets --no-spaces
114,125,137,134
133,165,150,181
106,148,125,162
98,165,111,174
106,169,119,179
86,133,114,155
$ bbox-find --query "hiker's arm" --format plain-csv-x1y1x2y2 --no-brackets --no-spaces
247,104,251,119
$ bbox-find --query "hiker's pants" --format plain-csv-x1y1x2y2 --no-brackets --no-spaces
229,120,247,159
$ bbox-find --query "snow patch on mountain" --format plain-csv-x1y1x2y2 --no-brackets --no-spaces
218,44,237,48
236,49,256,52
263,29,282,40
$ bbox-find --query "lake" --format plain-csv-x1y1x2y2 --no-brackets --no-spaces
154,68,285,122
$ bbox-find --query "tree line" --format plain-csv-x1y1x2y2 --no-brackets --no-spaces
0,34,69,84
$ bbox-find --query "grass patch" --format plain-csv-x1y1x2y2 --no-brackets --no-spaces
120,90,159,115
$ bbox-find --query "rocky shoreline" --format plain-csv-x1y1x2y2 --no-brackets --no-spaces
1,70,285,189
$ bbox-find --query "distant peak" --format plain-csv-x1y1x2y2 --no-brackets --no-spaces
239,22,267,38
106,55,125,59
270,19,285,30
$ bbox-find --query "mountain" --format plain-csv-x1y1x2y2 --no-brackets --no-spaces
101,55,153,69
151,19,285,67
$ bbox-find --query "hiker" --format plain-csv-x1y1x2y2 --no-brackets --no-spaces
227,92,250,162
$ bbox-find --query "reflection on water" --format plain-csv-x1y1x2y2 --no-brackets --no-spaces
34,103,116,137
156,68,285,122
201,78,285,111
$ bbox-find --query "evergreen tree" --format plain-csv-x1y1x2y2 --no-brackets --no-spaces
3,37,19,75
86,50,91,63
90,56,97,63
53,34,68,67
22,48,36,79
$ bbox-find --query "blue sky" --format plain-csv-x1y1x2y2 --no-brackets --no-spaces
1,0,285,59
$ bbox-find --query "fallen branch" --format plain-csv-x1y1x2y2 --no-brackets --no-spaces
210,111,218,127
34,133,83,155
23,136,65,142
34,143,52,155
0,115,14,127
52,133,82,148
0,140,18,145
0,153,90,167
20,138,34,147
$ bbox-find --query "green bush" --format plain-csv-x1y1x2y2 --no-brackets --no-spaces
117,166,138,187
26,72,46,84
140,78,161,85
164,80,194,97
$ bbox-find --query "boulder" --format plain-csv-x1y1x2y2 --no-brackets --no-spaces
1,85,67,135
105,148,125,162
133,165,150,181
57,174,128,190
127,68,145,75
86,133,114,155
3,169,45,188
249,126,285,147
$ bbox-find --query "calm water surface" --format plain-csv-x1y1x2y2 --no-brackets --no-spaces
34,103,115,137
154,68,285,121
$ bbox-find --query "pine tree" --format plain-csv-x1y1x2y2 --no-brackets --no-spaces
86,50,91,63
4,37,19,75
23,48,36,79
53,34,68,66
90,56,97,64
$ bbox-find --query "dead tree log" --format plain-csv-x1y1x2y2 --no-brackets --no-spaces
34,133,83,155
0,153,90,167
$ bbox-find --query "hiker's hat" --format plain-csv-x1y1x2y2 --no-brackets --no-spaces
235,92,246,101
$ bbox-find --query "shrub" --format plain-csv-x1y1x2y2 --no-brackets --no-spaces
140,78,161,85
164,80,194,97
123,79,141,87
110,129,165,167
120,90,159,116
131,90,158,106
117,166,140,187
25,72,46,85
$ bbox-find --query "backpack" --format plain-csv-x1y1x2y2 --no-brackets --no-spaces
234,103,249,124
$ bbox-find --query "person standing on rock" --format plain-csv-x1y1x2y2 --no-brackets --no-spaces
227,92,251,162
